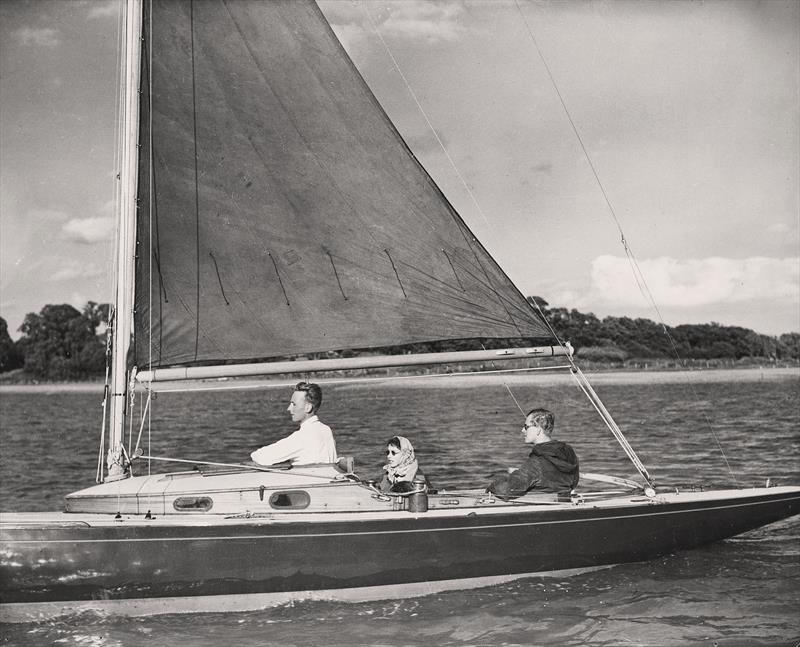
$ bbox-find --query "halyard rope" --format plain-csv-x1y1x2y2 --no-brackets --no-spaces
513,1,736,485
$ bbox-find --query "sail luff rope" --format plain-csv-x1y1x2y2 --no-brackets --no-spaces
514,1,736,486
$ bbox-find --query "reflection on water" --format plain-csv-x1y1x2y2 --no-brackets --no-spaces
1,374,799,646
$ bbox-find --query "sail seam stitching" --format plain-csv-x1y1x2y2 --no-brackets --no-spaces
269,252,290,306
384,249,406,297
326,250,348,300
209,252,230,305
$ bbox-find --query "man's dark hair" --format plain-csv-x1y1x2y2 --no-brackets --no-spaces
526,408,554,434
295,382,322,414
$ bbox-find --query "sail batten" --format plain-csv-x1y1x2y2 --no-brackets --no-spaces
135,0,553,370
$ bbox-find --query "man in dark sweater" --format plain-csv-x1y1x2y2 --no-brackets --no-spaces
488,408,579,498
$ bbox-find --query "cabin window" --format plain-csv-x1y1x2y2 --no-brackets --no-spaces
268,490,310,510
173,496,213,512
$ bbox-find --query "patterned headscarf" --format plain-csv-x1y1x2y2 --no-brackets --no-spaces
383,436,419,484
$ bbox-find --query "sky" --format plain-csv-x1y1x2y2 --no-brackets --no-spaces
1,0,798,339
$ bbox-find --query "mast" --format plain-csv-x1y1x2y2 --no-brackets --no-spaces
106,0,143,481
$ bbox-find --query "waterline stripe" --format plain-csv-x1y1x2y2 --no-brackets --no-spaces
0,565,613,623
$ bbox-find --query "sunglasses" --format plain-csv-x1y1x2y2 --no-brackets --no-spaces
386,448,401,455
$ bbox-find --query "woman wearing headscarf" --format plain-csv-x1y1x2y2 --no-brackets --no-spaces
378,436,430,493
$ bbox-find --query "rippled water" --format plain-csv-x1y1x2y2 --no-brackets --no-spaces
1,373,799,646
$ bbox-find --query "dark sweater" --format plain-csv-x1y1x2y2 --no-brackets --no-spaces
488,440,580,498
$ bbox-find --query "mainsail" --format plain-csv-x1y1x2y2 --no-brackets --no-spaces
133,0,553,370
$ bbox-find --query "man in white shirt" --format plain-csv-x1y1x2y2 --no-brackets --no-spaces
250,382,337,466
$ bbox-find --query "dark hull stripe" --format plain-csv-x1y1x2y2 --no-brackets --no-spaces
2,491,797,606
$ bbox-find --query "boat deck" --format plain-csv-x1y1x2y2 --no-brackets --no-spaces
3,485,797,528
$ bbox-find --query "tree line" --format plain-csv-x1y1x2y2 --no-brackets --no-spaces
537,301,799,363
0,298,797,381
0,302,110,380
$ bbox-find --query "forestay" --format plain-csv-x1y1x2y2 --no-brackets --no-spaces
134,0,554,371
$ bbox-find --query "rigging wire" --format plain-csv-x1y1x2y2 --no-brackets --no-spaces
132,389,153,456
96,312,114,482
362,1,654,486
477,342,528,417
361,2,494,234
528,296,655,487
513,0,737,485
361,2,530,338
361,1,555,414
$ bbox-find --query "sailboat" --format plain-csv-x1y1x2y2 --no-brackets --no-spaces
1,0,797,622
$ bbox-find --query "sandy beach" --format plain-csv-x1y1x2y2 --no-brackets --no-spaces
1,366,796,394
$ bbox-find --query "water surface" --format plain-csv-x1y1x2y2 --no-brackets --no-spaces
1,374,798,646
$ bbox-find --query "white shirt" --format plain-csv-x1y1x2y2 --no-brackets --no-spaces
250,415,337,466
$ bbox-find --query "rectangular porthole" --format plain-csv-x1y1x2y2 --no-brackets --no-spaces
173,496,213,512
268,490,310,509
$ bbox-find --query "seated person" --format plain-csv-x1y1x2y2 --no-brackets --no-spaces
378,436,429,493
250,382,337,466
488,408,579,498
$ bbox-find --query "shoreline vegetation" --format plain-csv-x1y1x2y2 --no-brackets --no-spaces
1,365,797,394
2,300,798,385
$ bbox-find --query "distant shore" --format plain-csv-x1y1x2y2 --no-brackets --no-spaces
0,366,797,394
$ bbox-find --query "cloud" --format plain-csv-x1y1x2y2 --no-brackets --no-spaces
587,255,800,308
50,261,105,282
87,2,119,19
62,217,115,244
323,0,465,48
14,27,59,47
379,2,466,43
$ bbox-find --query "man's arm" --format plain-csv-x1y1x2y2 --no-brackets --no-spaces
251,430,303,465
488,468,536,498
